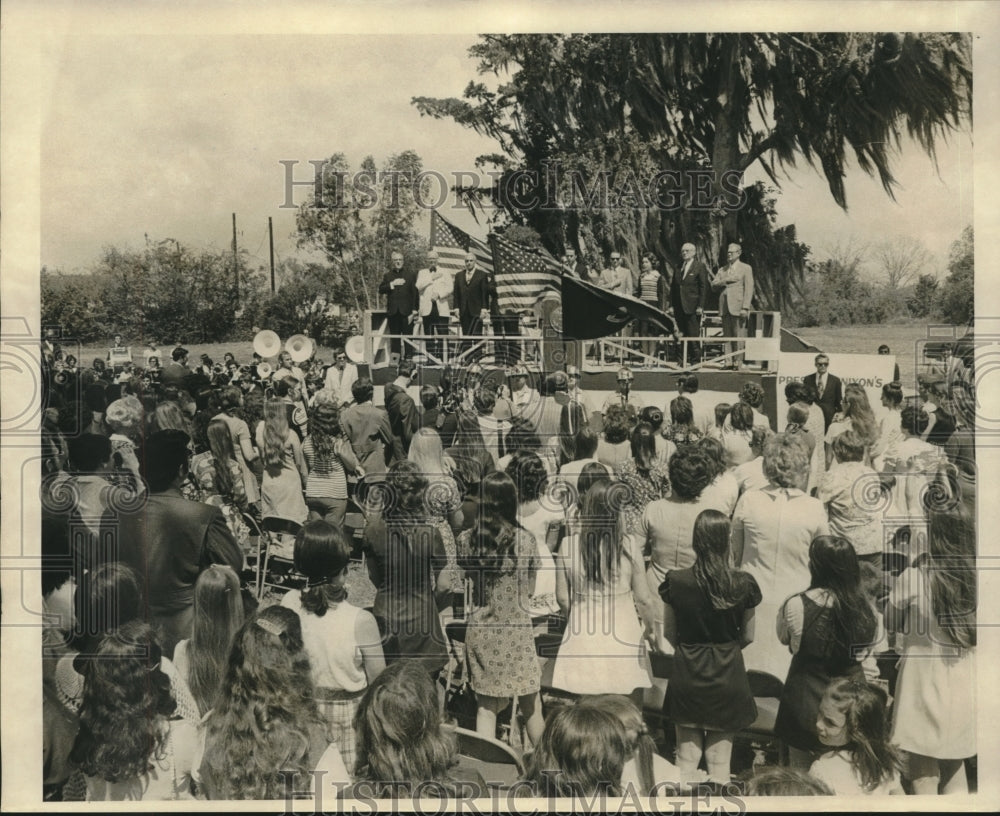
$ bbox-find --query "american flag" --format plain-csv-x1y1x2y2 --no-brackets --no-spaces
429,210,493,278
488,233,562,313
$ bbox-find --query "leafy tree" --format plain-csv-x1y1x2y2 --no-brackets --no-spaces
295,151,430,314
413,33,971,305
907,273,941,318
41,268,108,343
939,225,973,325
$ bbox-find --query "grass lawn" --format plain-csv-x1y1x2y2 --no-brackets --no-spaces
789,321,967,387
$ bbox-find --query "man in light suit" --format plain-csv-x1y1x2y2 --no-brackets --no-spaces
802,353,843,431
416,249,452,359
670,243,710,363
710,243,754,369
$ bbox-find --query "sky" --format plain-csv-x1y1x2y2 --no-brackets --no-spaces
40,32,973,280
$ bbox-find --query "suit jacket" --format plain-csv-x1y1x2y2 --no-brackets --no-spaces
379,269,419,316
415,266,453,316
340,402,401,481
116,490,243,616
712,260,754,316
672,258,709,315
384,382,420,453
803,372,843,429
453,268,493,318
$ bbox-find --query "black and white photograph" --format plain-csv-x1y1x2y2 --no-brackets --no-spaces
2,1,997,812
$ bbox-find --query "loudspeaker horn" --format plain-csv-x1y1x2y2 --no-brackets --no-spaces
285,334,314,363
253,330,282,359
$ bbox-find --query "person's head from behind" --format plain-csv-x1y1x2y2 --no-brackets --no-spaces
713,401,731,429
143,429,192,492
639,406,664,433
207,418,237,462
808,535,861,599
816,677,897,792
294,520,352,615
745,767,833,796
573,426,599,461
881,381,903,409
627,421,657,471
526,704,629,797
784,381,811,406
396,358,417,381
762,433,809,490
408,426,445,471
72,562,144,656
900,403,929,436
383,460,429,518
70,620,174,783
786,402,810,428
691,509,742,610
419,384,440,411
669,395,694,427
729,402,754,432
354,661,456,789
831,429,865,464
67,433,112,474
505,450,548,504
505,417,541,454
602,404,631,444
172,346,188,364
473,385,497,417
207,605,319,799
739,381,764,410
840,383,872,419
748,425,772,458
696,436,726,478
576,461,611,505
189,564,244,715
352,377,374,405
668,447,714,501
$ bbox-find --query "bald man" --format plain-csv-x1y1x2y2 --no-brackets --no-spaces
710,243,754,369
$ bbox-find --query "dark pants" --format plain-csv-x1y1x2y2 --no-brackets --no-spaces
387,312,411,357
458,314,487,359
676,310,702,362
492,313,520,366
423,305,449,360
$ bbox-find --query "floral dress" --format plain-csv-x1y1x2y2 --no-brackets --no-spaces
192,455,252,555
614,458,671,537
464,526,540,698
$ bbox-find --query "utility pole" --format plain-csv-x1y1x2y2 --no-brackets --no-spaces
232,213,239,294
268,216,276,293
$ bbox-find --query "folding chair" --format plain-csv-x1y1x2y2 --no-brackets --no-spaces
641,652,675,733
256,517,304,600
740,670,786,765
452,726,525,788
342,497,367,566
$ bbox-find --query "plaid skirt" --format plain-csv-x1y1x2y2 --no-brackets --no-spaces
316,687,366,775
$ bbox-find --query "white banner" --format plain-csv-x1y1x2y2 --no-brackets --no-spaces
777,353,897,414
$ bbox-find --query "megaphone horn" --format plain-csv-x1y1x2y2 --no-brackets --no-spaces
256,362,273,380
253,330,282,359
286,334,314,363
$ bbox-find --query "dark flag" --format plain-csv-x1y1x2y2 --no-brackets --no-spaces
561,276,675,340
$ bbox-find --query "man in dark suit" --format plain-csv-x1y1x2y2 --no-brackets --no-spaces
378,251,419,359
669,242,709,363
803,353,843,430
115,429,243,656
452,251,495,357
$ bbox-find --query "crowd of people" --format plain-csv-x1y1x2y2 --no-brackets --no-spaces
38,334,977,801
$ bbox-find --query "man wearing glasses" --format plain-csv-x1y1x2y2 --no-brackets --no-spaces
323,347,358,408
710,243,754,369
803,353,843,431
565,365,592,419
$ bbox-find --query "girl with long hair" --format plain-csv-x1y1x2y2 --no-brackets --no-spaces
660,509,761,783
521,704,629,798
551,480,657,702
774,535,881,769
71,621,199,800
463,470,545,746
212,385,260,508
721,402,755,468
172,565,244,717
192,419,251,552
281,520,385,774
362,460,450,676
350,661,485,798
664,396,703,448
271,374,309,440
825,383,879,469
886,510,976,794
615,421,671,537
873,381,904,471
302,401,360,526
255,398,308,525
199,605,349,800
809,677,903,795
576,695,680,795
